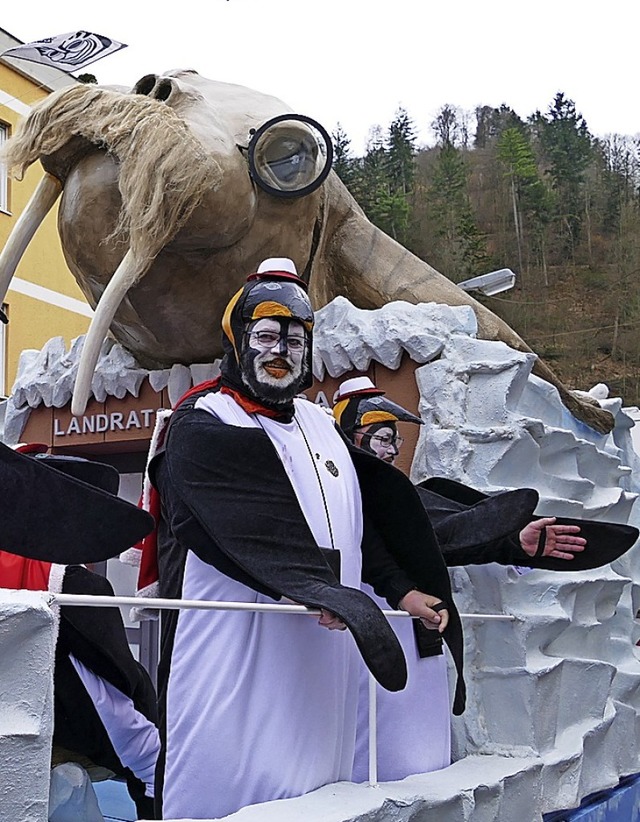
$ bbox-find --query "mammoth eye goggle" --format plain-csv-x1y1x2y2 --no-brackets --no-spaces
240,113,333,199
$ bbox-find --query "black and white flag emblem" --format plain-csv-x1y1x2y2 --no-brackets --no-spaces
1,31,127,72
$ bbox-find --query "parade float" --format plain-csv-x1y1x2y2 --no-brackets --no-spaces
1,70,639,821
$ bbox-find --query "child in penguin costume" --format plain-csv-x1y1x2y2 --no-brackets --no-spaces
0,443,158,818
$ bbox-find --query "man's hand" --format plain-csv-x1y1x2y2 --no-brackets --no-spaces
398,590,449,633
318,609,347,631
519,517,586,560
282,598,347,631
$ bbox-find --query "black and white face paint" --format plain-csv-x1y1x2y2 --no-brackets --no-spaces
354,423,402,464
240,318,309,404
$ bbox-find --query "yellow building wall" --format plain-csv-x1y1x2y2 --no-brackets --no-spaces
0,61,90,397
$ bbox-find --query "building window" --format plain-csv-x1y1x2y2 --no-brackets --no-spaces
0,303,6,398
0,123,8,213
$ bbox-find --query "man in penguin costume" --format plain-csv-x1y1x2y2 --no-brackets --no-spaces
144,258,465,819
333,377,638,781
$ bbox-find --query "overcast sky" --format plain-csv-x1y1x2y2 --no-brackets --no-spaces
2,1,638,154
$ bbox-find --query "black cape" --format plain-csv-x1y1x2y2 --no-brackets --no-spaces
150,394,467,711
0,443,154,563
418,477,639,571
150,401,411,695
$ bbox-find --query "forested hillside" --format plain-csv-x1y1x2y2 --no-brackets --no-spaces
333,93,640,407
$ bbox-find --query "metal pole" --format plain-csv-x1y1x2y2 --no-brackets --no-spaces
368,673,378,787
48,593,516,620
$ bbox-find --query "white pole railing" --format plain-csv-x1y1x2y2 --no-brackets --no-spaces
368,673,378,787
48,592,516,786
49,593,517,621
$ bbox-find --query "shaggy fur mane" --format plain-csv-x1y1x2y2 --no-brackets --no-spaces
1,85,223,261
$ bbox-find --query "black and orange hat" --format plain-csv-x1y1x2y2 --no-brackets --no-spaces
221,258,314,373
333,376,422,436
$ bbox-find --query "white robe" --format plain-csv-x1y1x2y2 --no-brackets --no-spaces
352,584,451,783
162,395,363,819
70,655,160,796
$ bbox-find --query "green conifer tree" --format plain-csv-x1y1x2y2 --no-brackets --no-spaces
530,93,594,257
497,127,552,279
427,105,489,278
332,123,357,191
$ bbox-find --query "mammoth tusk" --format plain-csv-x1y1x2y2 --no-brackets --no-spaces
71,249,150,416
0,173,62,309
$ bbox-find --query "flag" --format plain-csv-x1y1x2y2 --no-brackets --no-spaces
1,31,127,72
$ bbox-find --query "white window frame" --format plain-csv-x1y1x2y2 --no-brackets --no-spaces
0,303,6,398
0,122,8,214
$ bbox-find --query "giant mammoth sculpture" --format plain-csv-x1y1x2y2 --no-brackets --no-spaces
0,69,612,431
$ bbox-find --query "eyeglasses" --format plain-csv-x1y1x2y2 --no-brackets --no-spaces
238,113,333,199
249,330,306,351
359,432,404,450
